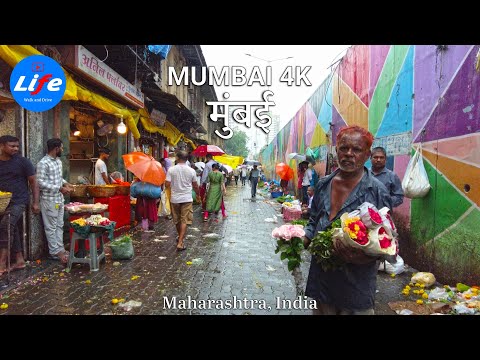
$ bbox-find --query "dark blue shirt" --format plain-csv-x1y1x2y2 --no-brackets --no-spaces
304,168,393,311
0,155,35,205
371,167,404,208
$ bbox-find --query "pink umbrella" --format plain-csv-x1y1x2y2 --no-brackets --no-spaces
191,145,225,157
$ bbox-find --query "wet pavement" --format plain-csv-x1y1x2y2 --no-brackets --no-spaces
0,183,411,315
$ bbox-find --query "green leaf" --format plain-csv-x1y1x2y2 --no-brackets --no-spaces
280,252,288,260
288,260,299,272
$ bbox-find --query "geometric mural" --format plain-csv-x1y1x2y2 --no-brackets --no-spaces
260,45,480,283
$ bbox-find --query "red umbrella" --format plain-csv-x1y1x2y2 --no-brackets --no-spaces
191,145,225,157
275,163,294,181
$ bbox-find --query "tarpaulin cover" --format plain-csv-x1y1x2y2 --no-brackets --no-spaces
213,154,245,169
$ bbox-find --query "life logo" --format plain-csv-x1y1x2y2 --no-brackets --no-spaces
10,55,66,112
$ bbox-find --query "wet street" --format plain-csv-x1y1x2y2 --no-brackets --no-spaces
0,184,410,315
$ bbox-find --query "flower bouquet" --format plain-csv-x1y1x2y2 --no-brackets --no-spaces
272,224,306,296
334,202,397,257
308,202,398,271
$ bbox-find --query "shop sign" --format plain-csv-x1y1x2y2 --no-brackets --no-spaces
150,108,166,127
75,45,144,108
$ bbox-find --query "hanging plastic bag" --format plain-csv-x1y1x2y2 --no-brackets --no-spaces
402,144,431,198
157,191,171,217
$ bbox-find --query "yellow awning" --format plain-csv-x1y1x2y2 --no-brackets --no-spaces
213,154,245,169
0,45,189,142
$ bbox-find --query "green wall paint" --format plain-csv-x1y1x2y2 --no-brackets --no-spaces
422,208,480,284
368,45,410,136
410,156,471,244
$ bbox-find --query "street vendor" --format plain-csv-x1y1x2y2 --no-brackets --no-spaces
110,171,130,186
303,125,392,315
95,148,111,185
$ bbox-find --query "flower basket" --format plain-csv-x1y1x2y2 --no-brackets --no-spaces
283,207,302,221
70,185,88,198
114,185,130,196
271,191,283,198
0,193,12,213
87,185,117,198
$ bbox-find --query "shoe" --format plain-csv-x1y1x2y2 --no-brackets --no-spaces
203,218,208,222
176,245,187,251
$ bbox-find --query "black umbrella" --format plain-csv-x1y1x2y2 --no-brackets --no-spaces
244,160,261,166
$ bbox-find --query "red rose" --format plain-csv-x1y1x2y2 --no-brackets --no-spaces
379,237,392,249
356,231,368,245
368,207,383,224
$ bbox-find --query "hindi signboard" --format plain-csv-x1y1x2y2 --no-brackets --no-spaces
74,45,144,108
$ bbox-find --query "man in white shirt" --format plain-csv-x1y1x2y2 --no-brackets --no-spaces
165,151,200,251
240,166,248,186
301,163,313,205
95,148,110,185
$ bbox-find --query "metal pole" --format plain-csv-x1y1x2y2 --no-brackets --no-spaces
7,212,11,284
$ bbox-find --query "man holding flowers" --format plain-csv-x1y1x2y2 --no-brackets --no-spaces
303,126,392,315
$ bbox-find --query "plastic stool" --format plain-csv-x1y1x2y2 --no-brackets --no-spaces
67,231,105,271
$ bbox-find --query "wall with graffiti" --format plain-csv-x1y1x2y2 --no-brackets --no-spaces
260,45,480,284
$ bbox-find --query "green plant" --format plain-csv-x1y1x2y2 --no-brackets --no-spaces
308,219,344,271
291,219,308,226
275,237,304,272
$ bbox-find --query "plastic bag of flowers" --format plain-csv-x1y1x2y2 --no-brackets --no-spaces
110,235,134,260
333,203,397,257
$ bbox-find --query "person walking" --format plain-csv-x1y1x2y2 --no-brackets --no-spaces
95,148,111,185
233,166,240,186
0,135,40,274
240,166,248,186
301,163,313,205
200,154,215,211
303,126,392,315
165,151,200,251
36,138,73,264
203,163,226,221
249,164,260,198
370,146,404,208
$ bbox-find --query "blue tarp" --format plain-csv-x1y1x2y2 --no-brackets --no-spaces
147,45,172,59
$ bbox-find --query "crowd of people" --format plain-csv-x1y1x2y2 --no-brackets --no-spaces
1,125,408,316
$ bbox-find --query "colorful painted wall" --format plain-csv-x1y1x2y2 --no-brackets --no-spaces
260,45,480,284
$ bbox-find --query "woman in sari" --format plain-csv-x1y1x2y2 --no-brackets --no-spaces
204,163,226,221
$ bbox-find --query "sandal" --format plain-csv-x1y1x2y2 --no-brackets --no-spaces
54,251,69,264
176,245,187,251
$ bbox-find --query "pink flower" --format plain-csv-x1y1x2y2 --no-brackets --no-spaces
385,213,396,231
368,207,383,224
271,224,305,241
379,237,392,249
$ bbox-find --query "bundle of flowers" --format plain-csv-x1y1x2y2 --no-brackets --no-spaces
334,202,397,257
272,224,306,295
308,202,398,271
